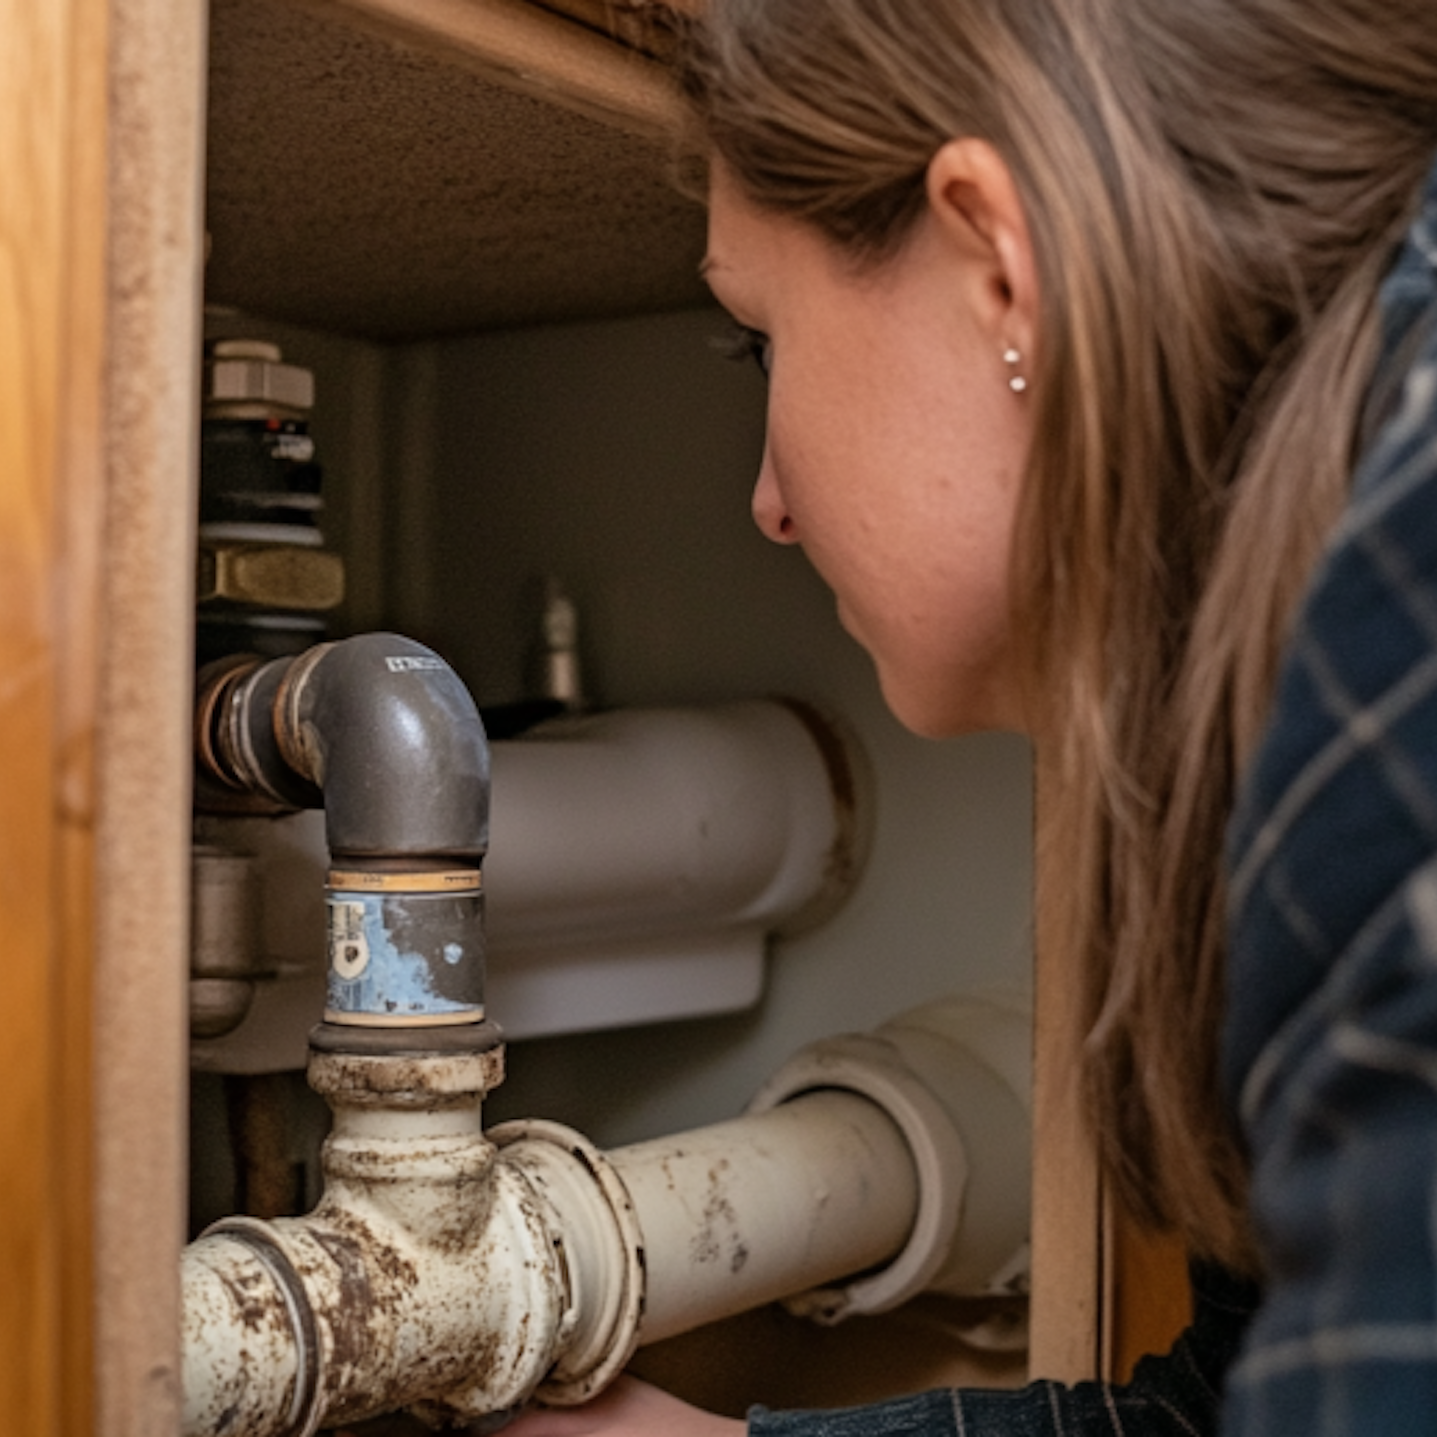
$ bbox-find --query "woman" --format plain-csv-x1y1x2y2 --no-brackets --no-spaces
510,0,1437,1430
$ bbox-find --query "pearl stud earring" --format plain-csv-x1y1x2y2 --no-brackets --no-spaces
1003,346,1027,393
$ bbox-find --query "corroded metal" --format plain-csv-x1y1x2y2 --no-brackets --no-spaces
489,1120,648,1406
180,1004,1022,1433
307,1048,505,1106
189,847,267,1038
182,1229,310,1436
194,633,490,865
606,1091,919,1344
182,1048,568,1435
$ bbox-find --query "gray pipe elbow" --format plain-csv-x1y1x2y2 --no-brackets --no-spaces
198,631,489,860
196,633,492,1039
274,633,490,861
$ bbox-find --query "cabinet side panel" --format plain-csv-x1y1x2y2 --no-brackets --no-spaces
95,0,208,1431
1102,1210,1193,1382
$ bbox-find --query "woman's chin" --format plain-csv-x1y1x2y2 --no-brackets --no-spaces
875,668,958,739
876,666,1020,740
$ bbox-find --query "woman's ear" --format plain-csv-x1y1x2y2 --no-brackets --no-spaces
924,139,1039,358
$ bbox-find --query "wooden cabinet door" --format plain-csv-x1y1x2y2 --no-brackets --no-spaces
4,2,205,1432
1,0,110,1428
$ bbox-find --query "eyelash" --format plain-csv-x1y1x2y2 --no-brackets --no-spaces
715,321,773,377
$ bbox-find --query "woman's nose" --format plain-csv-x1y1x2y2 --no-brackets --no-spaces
751,450,798,544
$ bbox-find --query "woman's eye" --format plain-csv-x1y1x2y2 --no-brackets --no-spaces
716,321,773,377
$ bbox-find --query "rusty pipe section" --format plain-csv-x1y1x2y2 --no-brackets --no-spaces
504,1092,921,1355
181,997,1030,1433
180,1056,921,1434
183,1049,568,1434
196,633,490,1035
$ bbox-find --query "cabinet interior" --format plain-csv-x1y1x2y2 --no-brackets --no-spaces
195,0,1037,1413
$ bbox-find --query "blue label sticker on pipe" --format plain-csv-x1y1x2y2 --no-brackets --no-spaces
325,886,484,1023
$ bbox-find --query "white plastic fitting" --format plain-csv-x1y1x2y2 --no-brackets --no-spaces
487,699,860,947
747,988,1032,1318
482,698,868,1037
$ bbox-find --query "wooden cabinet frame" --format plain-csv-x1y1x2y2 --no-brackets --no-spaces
1031,754,1191,1384
4,0,204,1431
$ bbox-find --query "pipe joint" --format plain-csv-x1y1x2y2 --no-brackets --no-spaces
490,1120,648,1406
196,652,321,810
183,998,1034,1432
322,866,487,1031
747,991,1032,1319
278,632,490,861
195,632,492,1042
184,1051,569,1435
196,632,490,860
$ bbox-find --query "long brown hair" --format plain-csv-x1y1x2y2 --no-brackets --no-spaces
679,0,1437,1272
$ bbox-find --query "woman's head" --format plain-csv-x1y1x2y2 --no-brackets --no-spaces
684,0,1437,703
703,142,1039,736
682,0,1437,1268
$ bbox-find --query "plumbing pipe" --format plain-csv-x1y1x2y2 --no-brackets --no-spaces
196,631,488,860
190,699,872,1059
180,995,1030,1433
748,990,1032,1316
195,632,491,1038
182,1048,566,1434
182,632,1027,1429
486,699,867,951
188,847,266,1038
574,1091,920,1347
181,1063,917,1433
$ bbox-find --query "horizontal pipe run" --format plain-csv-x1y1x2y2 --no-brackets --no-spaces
192,698,872,1058
611,1090,919,1346
485,701,866,950
182,1233,310,1436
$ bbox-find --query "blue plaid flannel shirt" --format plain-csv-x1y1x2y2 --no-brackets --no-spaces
1220,156,1437,1432
750,156,1437,1437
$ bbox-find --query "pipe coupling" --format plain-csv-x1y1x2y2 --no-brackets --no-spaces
183,1050,568,1435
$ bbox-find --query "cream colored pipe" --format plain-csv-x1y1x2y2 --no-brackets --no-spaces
611,1092,919,1344
182,1049,569,1434
182,1084,917,1433
487,701,865,950
180,995,1029,1432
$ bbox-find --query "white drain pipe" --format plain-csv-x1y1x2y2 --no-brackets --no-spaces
180,994,1029,1434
